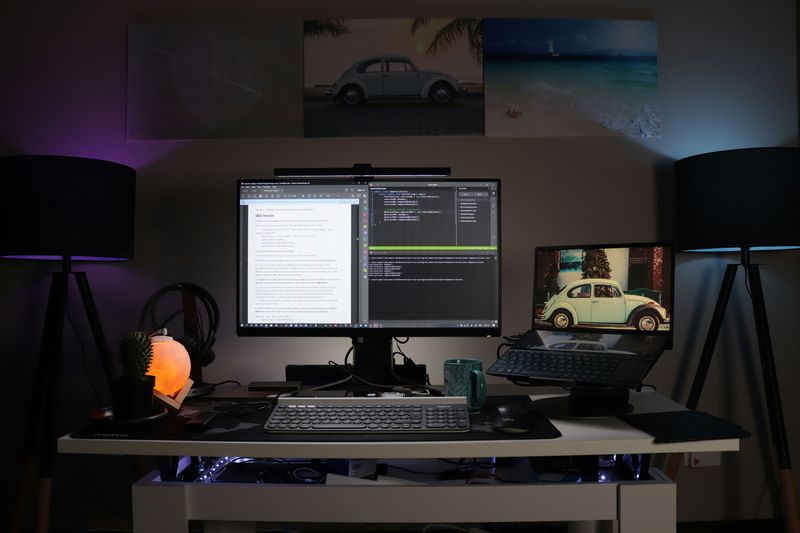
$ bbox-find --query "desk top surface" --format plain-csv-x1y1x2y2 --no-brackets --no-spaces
58,389,741,459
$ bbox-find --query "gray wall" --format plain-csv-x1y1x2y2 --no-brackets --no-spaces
1,0,797,528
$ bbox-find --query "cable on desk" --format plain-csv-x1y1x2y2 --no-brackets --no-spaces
439,458,496,470
385,458,498,480
346,363,411,391
330,356,436,397
183,378,243,398
392,337,436,392
497,333,538,387
385,464,455,477
65,293,104,408
466,472,527,484
207,379,242,389
390,354,435,396
504,375,538,387
495,332,525,360
286,359,404,395
290,466,324,484
297,364,354,393
343,345,354,366
288,339,437,396
495,341,514,360
213,399,276,418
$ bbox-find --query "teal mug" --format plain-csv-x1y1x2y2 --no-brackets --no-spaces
444,358,487,411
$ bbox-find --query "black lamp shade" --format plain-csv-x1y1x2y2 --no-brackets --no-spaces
0,155,136,261
675,147,800,252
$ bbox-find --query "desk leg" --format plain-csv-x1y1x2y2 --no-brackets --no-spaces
132,475,188,533
617,472,675,533
132,473,256,533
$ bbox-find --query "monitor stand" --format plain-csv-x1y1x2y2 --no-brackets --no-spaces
285,336,427,390
352,336,396,386
528,385,633,419
351,336,429,388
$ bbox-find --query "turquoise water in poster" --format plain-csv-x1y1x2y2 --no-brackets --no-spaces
484,19,660,138
485,57,660,137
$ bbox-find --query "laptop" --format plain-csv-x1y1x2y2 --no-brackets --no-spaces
487,243,674,389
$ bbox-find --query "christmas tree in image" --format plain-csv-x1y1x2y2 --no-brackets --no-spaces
582,249,611,279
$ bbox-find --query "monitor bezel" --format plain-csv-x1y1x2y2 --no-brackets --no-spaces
236,174,502,339
531,241,675,340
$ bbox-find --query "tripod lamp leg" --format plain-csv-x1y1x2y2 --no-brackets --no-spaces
747,265,799,533
666,263,738,481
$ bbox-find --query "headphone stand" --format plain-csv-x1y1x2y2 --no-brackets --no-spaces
187,368,215,397
139,282,219,398
187,383,215,397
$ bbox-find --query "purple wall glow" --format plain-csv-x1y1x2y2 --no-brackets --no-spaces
0,0,797,530
0,3,175,167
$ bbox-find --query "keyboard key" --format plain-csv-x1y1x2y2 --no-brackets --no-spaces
488,348,623,383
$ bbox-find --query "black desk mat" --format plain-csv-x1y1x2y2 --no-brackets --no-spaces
620,410,750,443
71,395,561,443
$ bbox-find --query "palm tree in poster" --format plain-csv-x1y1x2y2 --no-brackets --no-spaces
304,20,350,39
411,18,483,64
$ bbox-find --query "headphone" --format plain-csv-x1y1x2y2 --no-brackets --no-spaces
138,282,219,368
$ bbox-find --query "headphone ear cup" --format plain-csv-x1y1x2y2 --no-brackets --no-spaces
177,336,202,362
178,336,215,367
203,347,216,366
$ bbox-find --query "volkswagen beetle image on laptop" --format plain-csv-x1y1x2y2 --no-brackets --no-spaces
539,277,669,332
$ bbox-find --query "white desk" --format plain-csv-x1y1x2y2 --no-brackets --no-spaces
58,390,740,533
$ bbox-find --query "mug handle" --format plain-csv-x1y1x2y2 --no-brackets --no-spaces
470,368,487,408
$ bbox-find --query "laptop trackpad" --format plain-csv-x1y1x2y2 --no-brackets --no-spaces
611,361,649,384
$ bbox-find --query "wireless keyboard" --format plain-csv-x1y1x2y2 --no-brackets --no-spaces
264,396,471,434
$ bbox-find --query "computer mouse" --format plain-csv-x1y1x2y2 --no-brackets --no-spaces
489,403,539,434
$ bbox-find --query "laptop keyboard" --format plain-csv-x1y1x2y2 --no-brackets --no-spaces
487,348,625,383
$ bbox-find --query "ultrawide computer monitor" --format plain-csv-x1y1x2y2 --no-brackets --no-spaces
237,167,501,386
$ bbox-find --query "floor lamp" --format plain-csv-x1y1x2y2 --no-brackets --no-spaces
668,147,800,533
0,155,136,533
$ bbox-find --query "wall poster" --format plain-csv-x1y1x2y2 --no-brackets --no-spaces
304,18,485,137
484,19,659,138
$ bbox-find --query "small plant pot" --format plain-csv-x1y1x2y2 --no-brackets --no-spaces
112,375,155,420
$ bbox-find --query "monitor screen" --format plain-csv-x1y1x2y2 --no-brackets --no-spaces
532,243,674,336
237,175,501,339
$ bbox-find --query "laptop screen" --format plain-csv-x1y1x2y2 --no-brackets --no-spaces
518,330,669,358
532,243,674,337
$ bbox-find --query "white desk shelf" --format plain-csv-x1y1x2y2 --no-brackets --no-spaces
59,390,739,533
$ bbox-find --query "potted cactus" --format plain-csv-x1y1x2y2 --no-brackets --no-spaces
112,331,156,420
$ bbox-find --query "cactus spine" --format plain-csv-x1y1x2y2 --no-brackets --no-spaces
120,331,153,380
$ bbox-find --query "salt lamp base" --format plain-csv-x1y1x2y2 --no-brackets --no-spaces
154,378,194,410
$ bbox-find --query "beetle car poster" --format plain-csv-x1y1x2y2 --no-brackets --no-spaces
304,18,485,137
